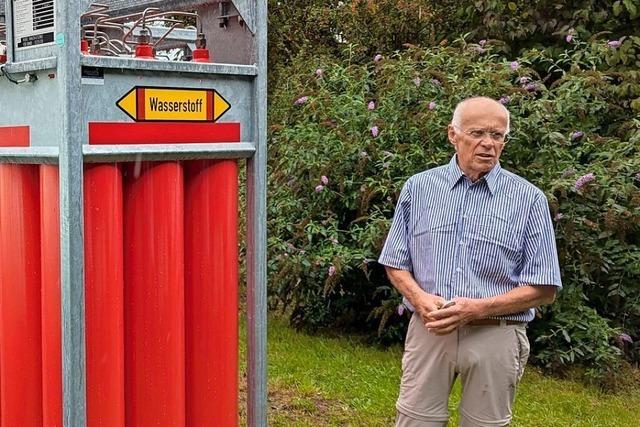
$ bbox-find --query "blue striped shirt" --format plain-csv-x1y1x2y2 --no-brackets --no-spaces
378,155,562,322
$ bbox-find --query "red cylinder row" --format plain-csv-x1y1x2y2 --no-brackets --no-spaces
0,160,238,427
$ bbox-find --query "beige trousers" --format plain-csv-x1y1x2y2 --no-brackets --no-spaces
395,313,530,427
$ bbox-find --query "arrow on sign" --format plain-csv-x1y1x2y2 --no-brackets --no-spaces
116,86,231,122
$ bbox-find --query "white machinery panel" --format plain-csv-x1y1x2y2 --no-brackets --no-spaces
13,0,56,49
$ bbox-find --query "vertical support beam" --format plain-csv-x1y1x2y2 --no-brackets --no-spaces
57,1,87,425
246,0,268,426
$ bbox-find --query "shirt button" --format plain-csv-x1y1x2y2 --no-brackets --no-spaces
463,214,469,219
459,241,465,245
456,267,462,273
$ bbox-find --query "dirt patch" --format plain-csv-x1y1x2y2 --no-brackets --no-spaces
239,374,354,426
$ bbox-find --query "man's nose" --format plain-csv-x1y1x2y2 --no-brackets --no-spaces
478,133,494,146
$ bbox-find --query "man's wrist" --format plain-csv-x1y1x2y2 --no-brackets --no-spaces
478,296,497,318
406,286,429,307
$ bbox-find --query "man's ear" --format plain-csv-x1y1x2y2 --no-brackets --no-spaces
447,124,457,146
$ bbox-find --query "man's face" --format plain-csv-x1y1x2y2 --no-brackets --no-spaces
447,100,509,182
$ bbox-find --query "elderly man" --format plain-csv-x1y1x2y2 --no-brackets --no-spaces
378,97,562,427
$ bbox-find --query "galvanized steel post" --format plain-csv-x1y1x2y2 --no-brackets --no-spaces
247,1,268,425
58,0,88,425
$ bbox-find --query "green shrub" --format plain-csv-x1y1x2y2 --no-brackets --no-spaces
267,39,640,382
266,1,640,76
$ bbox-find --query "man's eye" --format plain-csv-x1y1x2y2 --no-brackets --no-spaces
490,132,504,140
469,130,485,138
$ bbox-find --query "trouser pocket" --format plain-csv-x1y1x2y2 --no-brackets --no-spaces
514,326,530,382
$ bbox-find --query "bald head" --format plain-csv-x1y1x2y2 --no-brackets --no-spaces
451,97,510,134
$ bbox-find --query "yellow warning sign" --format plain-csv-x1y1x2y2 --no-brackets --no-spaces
116,86,231,122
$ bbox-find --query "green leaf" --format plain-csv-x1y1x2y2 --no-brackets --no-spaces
613,1,623,16
623,0,638,18
562,329,571,343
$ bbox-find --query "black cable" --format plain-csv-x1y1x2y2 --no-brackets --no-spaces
0,65,20,84
0,65,37,85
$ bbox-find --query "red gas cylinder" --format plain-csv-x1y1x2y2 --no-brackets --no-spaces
84,164,126,427
124,161,185,426
40,165,63,427
185,160,239,427
81,39,89,54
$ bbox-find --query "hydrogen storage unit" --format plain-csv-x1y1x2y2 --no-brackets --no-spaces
0,1,267,426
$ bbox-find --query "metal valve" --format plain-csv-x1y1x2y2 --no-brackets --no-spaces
137,27,152,46
134,26,155,59
193,32,211,63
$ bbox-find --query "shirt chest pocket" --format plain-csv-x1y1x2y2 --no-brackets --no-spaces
411,207,456,254
468,214,522,273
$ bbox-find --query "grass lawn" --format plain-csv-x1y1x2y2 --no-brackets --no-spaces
240,317,639,426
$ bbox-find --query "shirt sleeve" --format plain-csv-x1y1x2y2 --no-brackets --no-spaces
518,193,562,288
378,179,413,271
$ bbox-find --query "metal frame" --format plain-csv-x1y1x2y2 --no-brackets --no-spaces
247,1,268,425
57,2,88,423
0,1,268,425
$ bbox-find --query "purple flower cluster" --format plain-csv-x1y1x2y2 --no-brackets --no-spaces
397,304,406,316
571,131,584,141
413,77,422,87
428,101,437,110
510,61,519,71
574,172,595,190
371,125,379,137
294,96,308,105
328,265,336,276
368,101,376,110
499,96,510,105
315,68,323,78
619,333,633,344
515,76,540,93
565,34,573,43
431,78,441,86
373,54,383,62
315,175,329,192
607,39,623,48
554,213,564,221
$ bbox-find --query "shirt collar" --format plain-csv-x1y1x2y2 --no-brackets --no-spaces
447,154,502,195
447,155,466,189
